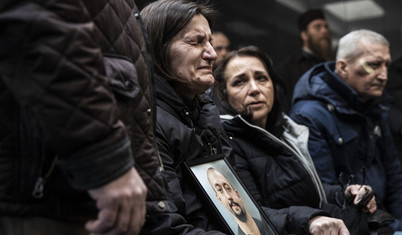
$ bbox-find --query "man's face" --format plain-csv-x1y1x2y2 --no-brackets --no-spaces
212,33,230,64
208,170,247,221
302,19,332,56
338,41,391,100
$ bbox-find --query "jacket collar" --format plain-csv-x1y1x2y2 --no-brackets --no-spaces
155,75,194,125
155,75,224,131
293,61,390,116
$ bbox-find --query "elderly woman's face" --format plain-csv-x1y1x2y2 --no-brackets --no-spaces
168,14,217,99
225,56,274,128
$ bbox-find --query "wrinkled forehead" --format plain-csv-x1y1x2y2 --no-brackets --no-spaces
355,41,391,61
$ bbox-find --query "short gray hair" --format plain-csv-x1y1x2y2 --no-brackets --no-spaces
336,29,389,62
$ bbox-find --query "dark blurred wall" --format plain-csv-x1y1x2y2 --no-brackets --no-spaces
136,0,402,64
136,0,300,65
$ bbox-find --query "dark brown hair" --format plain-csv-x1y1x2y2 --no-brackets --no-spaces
213,45,286,137
141,0,215,82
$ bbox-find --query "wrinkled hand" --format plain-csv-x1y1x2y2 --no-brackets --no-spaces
345,184,377,213
86,167,147,235
309,216,350,235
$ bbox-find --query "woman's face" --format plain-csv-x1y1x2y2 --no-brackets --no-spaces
168,14,217,99
225,56,274,128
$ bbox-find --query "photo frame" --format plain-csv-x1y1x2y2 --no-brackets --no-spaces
185,156,278,235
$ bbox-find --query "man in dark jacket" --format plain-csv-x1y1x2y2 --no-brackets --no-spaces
386,56,402,161
289,29,402,231
277,9,334,112
0,0,167,234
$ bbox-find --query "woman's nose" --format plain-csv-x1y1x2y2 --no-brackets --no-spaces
248,80,260,95
203,42,217,61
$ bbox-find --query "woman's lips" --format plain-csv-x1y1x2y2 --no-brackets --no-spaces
247,102,264,108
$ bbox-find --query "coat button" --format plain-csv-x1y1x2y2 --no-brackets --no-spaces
158,201,165,209
134,13,139,18
125,80,133,90
327,104,334,112
147,108,151,114
338,137,343,144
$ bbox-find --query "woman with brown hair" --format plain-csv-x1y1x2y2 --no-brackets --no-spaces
213,45,376,234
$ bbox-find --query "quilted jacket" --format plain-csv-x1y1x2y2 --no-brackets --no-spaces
0,0,167,219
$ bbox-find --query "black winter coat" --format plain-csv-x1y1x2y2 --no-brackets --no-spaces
143,75,232,234
222,116,327,234
386,56,402,160
0,0,167,220
222,114,369,234
276,50,324,112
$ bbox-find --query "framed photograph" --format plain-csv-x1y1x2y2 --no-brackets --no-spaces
185,156,278,235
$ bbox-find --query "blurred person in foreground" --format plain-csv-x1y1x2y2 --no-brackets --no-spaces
0,0,169,234
289,29,402,232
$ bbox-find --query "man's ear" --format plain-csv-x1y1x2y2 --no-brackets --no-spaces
300,31,308,43
336,60,348,80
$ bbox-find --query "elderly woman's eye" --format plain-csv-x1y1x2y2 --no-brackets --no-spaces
233,80,243,86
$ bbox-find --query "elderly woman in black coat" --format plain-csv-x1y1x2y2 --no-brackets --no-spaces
140,0,232,234
212,46,376,234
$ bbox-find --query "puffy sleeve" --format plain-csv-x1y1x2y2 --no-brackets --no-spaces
0,0,133,190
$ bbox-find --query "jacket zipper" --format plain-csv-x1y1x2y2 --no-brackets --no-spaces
238,115,327,206
32,155,58,199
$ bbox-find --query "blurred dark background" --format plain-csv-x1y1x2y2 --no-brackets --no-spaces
136,0,402,65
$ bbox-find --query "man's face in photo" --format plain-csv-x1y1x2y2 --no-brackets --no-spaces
207,169,248,222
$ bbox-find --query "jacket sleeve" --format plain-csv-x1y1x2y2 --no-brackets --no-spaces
231,137,328,234
0,0,133,190
322,183,347,208
380,120,402,221
386,60,402,135
387,104,402,135
262,206,328,235
289,102,339,185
